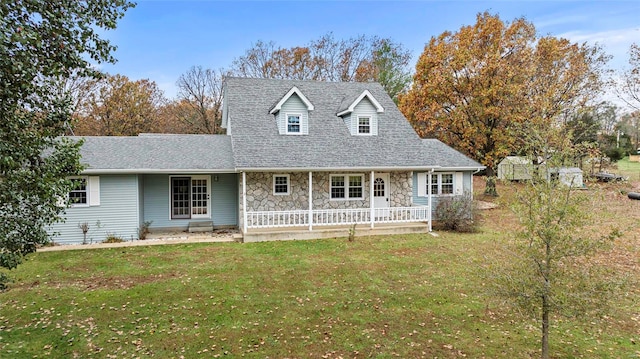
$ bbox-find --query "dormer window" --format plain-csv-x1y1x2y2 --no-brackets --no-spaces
338,90,384,136
270,86,314,136
357,116,371,135
287,114,301,134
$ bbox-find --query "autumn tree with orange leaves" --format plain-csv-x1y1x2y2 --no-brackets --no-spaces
74,74,166,136
399,12,609,196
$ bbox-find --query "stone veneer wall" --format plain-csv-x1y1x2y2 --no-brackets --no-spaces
240,171,413,215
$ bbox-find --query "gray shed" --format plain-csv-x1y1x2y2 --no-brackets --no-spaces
497,156,534,181
548,167,584,188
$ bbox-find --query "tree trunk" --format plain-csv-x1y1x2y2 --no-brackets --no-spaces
541,293,549,359
484,168,499,196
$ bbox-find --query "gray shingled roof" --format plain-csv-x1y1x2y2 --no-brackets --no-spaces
72,134,234,173
421,139,484,169
225,77,483,170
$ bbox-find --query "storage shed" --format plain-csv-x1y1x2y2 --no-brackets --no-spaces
497,156,534,181
548,167,584,188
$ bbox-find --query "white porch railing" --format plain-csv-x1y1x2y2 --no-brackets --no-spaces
246,206,429,229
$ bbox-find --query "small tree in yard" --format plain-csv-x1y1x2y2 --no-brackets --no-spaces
492,128,622,359
0,1,134,289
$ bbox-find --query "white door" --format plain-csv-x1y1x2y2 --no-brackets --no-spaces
170,175,211,219
190,175,211,219
373,173,390,219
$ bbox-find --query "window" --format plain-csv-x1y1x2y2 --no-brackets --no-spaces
357,116,370,134
273,175,290,195
287,114,301,133
430,173,454,195
69,177,88,206
330,174,364,200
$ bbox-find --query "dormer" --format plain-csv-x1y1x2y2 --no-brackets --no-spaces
270,86,314,135
337,90,384,136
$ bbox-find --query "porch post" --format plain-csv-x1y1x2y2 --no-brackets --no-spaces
308,171,313,231
428,169,433,232
370,171,375,228
242,171,247,234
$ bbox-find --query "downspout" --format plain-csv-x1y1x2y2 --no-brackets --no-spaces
370,171,375,229
308,171,313,231
428,169,434,232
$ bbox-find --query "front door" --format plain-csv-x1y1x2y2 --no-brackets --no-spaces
373,173,390,218
171,176,210,219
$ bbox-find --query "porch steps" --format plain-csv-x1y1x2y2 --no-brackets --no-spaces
188,221,214,233
241,222,429,243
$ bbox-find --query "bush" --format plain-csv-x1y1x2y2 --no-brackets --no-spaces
434,192,478,232
138,221,153,240
103,234,125,243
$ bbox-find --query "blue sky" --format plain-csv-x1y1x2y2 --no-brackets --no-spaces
100,1,640,100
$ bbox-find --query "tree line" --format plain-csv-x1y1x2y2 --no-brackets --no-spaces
67,33,412,136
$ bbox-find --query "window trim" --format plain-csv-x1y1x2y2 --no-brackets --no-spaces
357,115,371,135
430,172,454,196
330,173,364,200
273,174,290,195
68,176,89,207
285,113,302,134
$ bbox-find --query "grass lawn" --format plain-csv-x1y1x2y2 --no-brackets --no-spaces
1,180,639,358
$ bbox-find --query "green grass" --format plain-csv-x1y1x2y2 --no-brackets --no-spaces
615,157,640,180
2,232,638,358
1,181,639,358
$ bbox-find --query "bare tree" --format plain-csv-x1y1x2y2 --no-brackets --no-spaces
619,43,640,110
230,33,412,100
175,66,225,134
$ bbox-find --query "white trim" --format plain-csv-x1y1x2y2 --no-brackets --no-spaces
242,172,247,233
454,172,464,195
88,176,100,206
168,175,212,220
428,169,433,232
285,113,303,135
370,171,375,228
329,173,365,200
68,176,89,207
269,86,314,114
419,172,456,197
336,90,384,116
273,174,290,195
308,172,313,231
81,166,483,175
356,115,372,136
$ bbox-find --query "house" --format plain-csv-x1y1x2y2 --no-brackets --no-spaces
49,78,484,244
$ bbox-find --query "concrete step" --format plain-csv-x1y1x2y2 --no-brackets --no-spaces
188,221,214,233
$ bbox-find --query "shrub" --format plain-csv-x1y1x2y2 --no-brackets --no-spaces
138,221,153,240
434,192,478,232
103,234,125,243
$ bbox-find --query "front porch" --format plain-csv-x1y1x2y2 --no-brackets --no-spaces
239,170,433,241
245,206,429,229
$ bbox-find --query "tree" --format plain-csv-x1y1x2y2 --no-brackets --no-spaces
231,33,412,101
619,43,640,110
493,127,621,359
399,12,609,196
74,74,166,136
174,66,225,134
0,0,134,284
